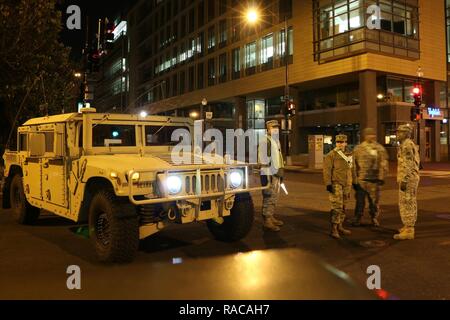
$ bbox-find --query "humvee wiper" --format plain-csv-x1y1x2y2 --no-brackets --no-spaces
92,114,110,128
152,118,172,136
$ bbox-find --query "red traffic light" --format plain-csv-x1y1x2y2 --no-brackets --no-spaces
412,87,421,95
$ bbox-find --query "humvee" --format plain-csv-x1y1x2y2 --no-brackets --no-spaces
2,108,266,262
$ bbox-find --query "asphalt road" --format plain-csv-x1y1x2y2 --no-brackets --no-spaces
1,167,450,300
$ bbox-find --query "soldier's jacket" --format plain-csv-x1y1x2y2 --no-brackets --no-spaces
353,141,389,183
397,138,420,183
323,148,354,187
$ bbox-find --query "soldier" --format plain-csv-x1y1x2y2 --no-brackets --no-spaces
258,120,285,232
352,128,388,227
323,134,354,239
394,124,420,240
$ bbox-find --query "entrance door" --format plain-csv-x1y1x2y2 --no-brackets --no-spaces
425,127,432,162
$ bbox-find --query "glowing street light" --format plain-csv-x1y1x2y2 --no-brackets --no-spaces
74,72,82,78
245,8,260,24
140,111,148,118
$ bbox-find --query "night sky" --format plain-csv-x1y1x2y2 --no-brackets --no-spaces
58,0,137,61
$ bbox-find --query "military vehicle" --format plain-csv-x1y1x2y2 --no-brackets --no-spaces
2,108,265,262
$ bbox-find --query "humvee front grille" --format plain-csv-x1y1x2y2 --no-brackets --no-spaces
184,172,225,195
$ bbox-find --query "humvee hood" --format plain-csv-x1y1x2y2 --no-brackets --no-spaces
84,152,230,172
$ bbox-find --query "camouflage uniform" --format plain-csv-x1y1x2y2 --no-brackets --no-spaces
259,120,285,231
323,136,354,225
353,141,388,220
397,130,420,228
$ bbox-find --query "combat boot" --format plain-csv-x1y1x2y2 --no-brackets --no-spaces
338,223,352,236
330,224,341,239
263,217,281,232
270,216,284,226
371,218,380,227
352,216,362,227
393,227,415,240
398,226,407,233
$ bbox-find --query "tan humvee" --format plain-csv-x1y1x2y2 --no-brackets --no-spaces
2,108,265,262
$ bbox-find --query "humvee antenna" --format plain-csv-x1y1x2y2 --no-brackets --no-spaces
5,76,40,150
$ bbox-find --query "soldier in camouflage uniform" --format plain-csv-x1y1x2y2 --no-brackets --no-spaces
323,134,354,239
394,124,420,240
259,120,285,232
352,128,388,227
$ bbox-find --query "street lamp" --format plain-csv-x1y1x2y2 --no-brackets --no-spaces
74,72,82,78
244,8,291,159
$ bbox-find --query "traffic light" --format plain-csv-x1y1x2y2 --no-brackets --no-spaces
105,22,115,42
412,83,422,107
411,83,423,121
287,102,296,116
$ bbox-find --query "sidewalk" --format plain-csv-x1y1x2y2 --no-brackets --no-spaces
284,161,450,175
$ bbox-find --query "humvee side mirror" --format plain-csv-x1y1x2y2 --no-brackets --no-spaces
29,133,46,157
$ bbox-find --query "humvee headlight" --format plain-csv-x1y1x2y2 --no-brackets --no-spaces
131,172,140,182
166,176,182,195
229,171,243,189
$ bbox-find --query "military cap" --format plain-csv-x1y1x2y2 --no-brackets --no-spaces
335,134,348,142
397,124,413,133
362,127,376,137
266,120,280,128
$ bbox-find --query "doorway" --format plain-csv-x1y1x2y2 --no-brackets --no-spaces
425,127,432,162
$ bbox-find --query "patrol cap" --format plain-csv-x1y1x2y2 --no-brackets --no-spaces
266,120,280,128
362,127,376,137
335,134,348,142
397,124,413,133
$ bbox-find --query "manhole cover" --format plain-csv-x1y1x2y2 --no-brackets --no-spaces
436,214,450,221
359,240,388,248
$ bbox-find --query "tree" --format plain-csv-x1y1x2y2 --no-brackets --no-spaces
0,0,77,153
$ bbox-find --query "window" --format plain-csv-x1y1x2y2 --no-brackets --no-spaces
172,74,178,96
197,32,204,56
208,58,215,86
245,42,257,73
180,15,186,38
219,20,227,46
19,133,28,151
219,53,227,83
232,15,240,42
189,66,195,91
197,63,204,89
261,34,274,68
279,0,293,20
92,125,136,147
219,0,227,15
208,0,215,21
145,126,189,146
180,71,186,94
189,8,195,34
232,47,240,79
208,26,216,51
198,1,205,27
314,0,419,62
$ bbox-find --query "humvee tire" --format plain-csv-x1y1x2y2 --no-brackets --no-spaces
88,189,139,263
207,193,254,242
10,174,40,225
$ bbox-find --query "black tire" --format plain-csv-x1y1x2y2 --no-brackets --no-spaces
88,189,139,263
207,193,254,242
9,174,40,225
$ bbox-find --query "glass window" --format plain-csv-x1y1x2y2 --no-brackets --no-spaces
208,26,216,51
145,126,190,146
219,53,227,83
261,34,274,64
197,63,204,89
44,132,54,153
386,78,403,102
232,47,240,79
219,20,227,45
208,58,215,86
92,125,136,147
245,42,257,68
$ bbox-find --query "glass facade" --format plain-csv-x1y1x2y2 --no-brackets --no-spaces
314,0,419,62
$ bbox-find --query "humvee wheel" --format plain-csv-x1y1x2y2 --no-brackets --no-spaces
207,193,254,242
10,174,40,225
88,189,139,263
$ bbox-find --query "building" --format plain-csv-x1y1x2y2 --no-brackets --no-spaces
128,0,448,162
90,17,130,113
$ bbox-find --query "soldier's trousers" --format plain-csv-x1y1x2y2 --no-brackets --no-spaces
329,184,351,224
355,181,380,218
261,176,281,218
399,177,420,227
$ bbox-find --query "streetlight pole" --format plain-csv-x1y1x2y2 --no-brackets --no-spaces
283,14,290,159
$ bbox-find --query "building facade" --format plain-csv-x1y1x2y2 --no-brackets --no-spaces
128,0,448,162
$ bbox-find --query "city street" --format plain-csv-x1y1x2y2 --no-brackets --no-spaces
1,164,449,300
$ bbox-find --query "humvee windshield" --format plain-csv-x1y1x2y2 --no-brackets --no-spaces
91,124,190,147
